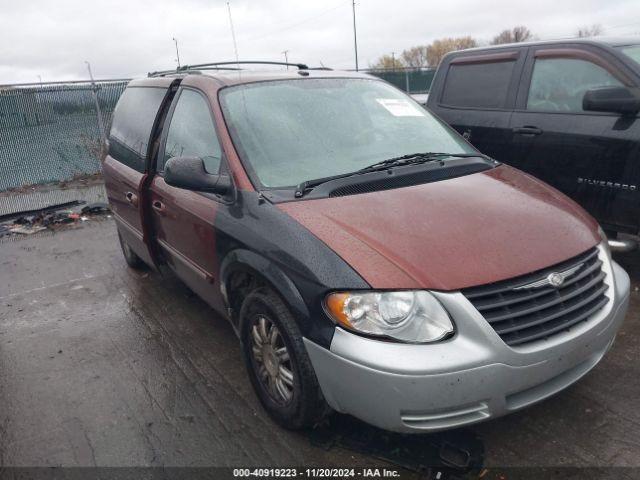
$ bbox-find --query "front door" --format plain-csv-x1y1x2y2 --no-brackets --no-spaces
149,87,226,309
428,49,525,160
508,46,640,233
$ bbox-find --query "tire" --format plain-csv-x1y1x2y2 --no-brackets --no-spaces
239,287,330,430
117,231,145,270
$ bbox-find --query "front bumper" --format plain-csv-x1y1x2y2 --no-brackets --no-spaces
304,253,630,433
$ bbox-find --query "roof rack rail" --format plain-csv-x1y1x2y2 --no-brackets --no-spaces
148,60,310,77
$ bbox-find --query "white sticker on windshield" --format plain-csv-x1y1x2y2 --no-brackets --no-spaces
376,98,425,117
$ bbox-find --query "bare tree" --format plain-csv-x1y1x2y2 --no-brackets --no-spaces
426,36,478,67
370,54,405,70
491,26,533,45
401,46,429,68
576,24,604,37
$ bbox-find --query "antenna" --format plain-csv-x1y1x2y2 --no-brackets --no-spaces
173,37,181,68
352,0,359,71
226,1,240,71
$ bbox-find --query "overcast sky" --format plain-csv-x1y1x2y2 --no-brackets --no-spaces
1,0,639,84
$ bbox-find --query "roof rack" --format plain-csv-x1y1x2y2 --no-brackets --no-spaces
148,60,310,77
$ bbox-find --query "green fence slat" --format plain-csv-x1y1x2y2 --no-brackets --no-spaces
0,81,128,191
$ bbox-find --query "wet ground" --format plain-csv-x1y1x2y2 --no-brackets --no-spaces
1,218,639,477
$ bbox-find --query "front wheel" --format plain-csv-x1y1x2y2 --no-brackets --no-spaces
239,288,329,429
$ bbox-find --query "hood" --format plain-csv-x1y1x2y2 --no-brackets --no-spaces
277,165,601,291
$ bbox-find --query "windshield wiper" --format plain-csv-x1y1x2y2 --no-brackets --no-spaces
358,152,488,173
293,152,490,198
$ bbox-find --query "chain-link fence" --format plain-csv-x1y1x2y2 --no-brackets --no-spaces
0,71,433,194
365,67,436,94
0,79,129,192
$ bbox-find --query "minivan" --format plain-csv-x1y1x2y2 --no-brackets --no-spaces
103,62,630,433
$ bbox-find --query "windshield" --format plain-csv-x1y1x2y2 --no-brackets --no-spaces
618,45,640,67
219,78,476,188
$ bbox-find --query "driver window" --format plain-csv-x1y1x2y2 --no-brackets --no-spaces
161,89,222,173
527,57,622,112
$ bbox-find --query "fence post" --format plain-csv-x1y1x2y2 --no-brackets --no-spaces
85,62,106,145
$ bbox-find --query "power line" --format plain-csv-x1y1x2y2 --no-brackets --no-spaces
539,20,640,41
241,2,349,42
603,21,640,31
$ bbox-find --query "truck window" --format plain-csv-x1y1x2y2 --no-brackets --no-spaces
109,87,166,172
618,45,640,67
161,89,222,174
441,60,516,109
527,58,622,112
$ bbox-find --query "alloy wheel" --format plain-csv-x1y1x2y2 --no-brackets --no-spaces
250,315,295,405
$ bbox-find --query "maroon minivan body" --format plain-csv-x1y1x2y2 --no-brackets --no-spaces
102,67,629,434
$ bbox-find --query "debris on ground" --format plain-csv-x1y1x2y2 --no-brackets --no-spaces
0,199,84,223
0,200,111,238
81,202,110,215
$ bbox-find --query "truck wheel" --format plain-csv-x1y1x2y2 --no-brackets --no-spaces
239,288,330,430
117,231,145,269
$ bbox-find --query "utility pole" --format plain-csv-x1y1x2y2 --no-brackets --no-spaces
173,37,181,68
391,52,395,70
282,50,289,69
352,0,359,71
85,61,106,145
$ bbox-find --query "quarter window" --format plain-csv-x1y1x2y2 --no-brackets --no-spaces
161,89,222,174
441,60,516,108
109,87,167,172
527,57,623,112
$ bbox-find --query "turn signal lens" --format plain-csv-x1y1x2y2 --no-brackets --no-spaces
326,292,352,328
325,290,454,343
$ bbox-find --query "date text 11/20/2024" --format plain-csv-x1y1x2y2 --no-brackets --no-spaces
233,468,402,478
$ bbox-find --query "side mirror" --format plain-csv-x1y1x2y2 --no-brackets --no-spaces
164,156,231,195
583,86,640,115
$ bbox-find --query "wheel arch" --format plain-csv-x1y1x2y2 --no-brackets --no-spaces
220,249,311,335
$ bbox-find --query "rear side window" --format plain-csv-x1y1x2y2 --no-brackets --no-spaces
109,87,166,172
441,60,516,109
527,58,623,112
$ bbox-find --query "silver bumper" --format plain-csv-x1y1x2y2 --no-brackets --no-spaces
305,254,630,433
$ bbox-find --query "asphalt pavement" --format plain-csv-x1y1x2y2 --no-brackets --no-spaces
1,219,639,478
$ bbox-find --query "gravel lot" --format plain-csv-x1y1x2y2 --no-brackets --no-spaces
1,218,639,478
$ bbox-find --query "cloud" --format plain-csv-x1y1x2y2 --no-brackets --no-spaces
0,0,638,84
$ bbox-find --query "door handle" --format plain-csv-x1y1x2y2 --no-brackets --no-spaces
152,200,165,214
513,126,543,136
125,191,138,206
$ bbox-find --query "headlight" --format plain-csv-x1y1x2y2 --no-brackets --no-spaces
325,290,454,343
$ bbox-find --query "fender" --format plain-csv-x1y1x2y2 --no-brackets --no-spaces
220,248,310,333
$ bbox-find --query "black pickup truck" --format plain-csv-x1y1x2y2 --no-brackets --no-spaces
427,38,640,251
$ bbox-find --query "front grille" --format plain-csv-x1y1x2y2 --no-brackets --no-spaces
462,247,609,347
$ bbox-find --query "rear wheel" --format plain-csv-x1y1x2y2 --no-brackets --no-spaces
117,231,145,269
239,288,329,429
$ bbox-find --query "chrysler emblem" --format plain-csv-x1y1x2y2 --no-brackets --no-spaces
548,272,564,288
513,263,584,290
